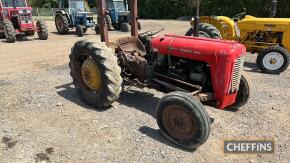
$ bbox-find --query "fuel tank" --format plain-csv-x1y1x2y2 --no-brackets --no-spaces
151,35,247,109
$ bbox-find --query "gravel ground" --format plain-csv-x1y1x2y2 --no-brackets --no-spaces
0,20,289,162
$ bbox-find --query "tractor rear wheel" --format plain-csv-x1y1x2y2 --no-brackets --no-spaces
256,46,289,74
106,14,113,30
69,41,123,108
3,20,16,43
76,25,84,37
156,91,211,150
120,23,130,32
185,23,222,39
55,14,70,34
36,20,48,40
227,72,252,111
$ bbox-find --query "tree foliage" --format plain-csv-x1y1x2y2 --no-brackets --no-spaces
28,0,290,18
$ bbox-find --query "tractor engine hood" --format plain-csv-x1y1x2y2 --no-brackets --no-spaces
76,12,94,17
151,34,246,62
118,11,130,16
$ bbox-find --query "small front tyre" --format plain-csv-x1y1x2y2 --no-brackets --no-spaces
227,72,252,111
76,25,84,37
256,46,289,74
156,91,211,150
120,23,130,32
36,20,48,40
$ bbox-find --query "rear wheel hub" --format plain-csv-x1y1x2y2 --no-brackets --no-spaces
162,105,198,140
81,58,102,91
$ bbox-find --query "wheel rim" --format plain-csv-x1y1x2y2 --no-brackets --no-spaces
81,58,102,91
56,16,64,31
262,52,284,71
162,105,198,140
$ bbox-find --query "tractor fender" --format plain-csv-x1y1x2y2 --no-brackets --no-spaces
55,10,67,15
190,16,225,38
215,16,237,40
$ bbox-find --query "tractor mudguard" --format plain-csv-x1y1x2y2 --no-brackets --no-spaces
190,16,237,40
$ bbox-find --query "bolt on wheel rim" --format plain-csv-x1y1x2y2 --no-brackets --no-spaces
81,58,102,91
162,105,198,140
262,52,284,70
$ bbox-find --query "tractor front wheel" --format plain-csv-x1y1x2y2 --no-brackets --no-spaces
69,41,123,108
95,25,100,34
120,23,130,32
156,91,211,150
227,72,252,111
76,25,84,37
256,46,289,74
185,23,222,39
55,14,69,34
36,20,48,40
3,20,16,43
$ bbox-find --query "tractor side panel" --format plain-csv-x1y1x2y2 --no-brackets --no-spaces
282,27,290,52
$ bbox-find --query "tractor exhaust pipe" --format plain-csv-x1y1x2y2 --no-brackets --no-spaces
270,0,277,17
193,0,200,37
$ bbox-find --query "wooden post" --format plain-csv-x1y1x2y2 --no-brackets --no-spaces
130,0,138,37
97,0,109,45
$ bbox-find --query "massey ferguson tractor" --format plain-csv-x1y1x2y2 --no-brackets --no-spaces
69,0,252,149
186,0,290,74
0,0,48,43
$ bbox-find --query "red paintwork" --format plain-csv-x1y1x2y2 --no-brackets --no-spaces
151,34,247,109
0,1,37,34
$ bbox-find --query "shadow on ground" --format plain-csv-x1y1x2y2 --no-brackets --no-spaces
56,83,214,152
55,82,109,112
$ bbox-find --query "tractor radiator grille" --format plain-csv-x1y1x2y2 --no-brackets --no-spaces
231,56,245,93
20,14,32,23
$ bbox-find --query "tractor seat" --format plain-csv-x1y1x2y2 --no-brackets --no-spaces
116,36,146,57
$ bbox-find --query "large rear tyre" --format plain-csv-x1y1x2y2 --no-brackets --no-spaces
3,20,16,43
106,14,113,30
227,72,252,111
69,41,123,108
185,23,222,39
36,20,48,40
55,14,70,34
256,46,289,74
156,91,211,150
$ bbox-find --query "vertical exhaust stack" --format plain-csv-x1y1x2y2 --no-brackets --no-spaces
193,0,200,37
270,0,277,18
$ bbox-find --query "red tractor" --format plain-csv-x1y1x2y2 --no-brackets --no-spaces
69,0,252,149
0,0,48,43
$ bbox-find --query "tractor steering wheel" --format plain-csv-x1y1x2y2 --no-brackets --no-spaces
139,27,165,38
232,12,247,21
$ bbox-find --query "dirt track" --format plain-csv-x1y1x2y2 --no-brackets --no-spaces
0,20,289,162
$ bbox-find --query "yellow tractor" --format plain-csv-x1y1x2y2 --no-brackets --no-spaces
186,12,290,74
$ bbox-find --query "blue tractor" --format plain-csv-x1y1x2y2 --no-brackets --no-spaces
94,0,141,33
55,0,95,37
